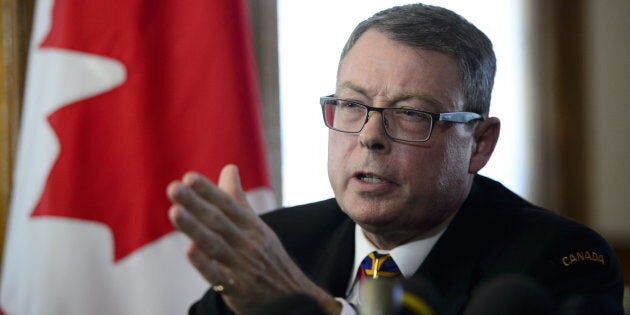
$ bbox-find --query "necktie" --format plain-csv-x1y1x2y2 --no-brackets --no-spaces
359,251,402,280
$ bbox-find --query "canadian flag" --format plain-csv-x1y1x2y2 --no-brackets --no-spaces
0,0,276,314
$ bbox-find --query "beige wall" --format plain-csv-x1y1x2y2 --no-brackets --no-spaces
586,0,630,246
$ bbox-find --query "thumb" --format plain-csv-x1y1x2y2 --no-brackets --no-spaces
218,164,250,209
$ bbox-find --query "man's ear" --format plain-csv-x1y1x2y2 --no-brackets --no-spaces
469,117,500,173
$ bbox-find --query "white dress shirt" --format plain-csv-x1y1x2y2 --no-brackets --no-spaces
337,224,446,315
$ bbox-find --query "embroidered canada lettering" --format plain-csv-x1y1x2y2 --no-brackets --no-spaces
561,250,605,267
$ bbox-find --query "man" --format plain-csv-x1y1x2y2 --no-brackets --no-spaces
167,3,624,315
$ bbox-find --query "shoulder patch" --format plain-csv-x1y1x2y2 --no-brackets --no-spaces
561,250,605,267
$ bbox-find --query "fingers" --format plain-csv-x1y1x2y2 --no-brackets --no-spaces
167,179,242,242
167,165,260,266
167,178,244,265
187,243,233,289
218,165,259,224
183,165,257,224
218,164,247,207
169,205,237,264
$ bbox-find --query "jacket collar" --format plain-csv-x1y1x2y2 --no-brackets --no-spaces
417,177,486,314
310,215,356,297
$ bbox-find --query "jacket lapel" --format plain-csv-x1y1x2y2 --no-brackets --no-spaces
310,217,356,297
416,179,486,315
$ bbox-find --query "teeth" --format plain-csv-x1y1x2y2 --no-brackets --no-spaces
360,174,384,183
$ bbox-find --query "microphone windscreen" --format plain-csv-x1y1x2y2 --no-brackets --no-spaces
243,293,325,315
359,277,444,315
462,274,555,315
359,278,401,315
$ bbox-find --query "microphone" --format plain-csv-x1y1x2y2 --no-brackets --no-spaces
358,277,444,315
243,293,325,315
359,278,401,315
462,274,555,315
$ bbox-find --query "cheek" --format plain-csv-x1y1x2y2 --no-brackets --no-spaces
327,133,349,186
403,139,469,190
434,135,474,189
327,132,354,161
447,132,474,169
399,146,443,180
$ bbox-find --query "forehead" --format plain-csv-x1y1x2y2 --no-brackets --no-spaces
337,30,463,111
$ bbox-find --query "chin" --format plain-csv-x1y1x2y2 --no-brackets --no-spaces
341,203,400,228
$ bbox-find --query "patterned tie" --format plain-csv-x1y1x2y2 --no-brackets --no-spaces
359,251,402,280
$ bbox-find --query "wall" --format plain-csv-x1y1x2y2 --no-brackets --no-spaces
586,0,630,246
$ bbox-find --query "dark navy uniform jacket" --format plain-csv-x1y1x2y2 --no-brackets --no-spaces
189,175,625,315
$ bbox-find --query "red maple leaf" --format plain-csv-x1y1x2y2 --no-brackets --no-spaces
31,0,270,262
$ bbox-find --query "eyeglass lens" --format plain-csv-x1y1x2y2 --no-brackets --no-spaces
322,99,433,142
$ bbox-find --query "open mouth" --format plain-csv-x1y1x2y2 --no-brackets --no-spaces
357,173,386,183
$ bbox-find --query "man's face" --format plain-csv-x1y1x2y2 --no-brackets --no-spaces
328,29,477,244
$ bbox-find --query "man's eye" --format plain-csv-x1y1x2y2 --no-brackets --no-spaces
404,110,419,116
399,109,423,118
392,109,429,121
340,101,362,110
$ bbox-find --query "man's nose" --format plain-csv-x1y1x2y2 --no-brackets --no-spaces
358,111,391,152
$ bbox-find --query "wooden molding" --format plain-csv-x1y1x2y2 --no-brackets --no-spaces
1,0,34,263
530,0,589,223
614,246,630,285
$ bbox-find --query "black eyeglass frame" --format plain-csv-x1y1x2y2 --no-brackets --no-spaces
319,95,484,142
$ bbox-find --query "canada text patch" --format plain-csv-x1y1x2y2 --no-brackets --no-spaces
561,250,605,267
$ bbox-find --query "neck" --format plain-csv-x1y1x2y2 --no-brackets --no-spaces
361,209,457,250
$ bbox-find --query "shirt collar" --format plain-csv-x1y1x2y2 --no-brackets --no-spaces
352,223,447,279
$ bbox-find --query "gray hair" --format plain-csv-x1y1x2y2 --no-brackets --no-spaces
340,3,496,115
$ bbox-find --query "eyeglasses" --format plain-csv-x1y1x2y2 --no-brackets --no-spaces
320,95,483,142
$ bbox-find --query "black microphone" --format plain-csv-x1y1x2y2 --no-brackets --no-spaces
243,293,326,315
462,274,555,315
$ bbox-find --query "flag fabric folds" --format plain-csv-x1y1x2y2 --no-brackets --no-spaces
0,0,275,313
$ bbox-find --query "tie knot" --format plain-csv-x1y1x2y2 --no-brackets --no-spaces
360,251,402,279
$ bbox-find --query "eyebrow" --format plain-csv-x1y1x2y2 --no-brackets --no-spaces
337,81,444,109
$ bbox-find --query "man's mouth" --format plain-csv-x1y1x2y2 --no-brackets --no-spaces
357,173,386,183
